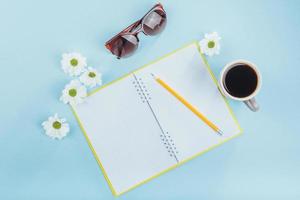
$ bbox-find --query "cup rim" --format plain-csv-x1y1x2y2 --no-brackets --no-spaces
219,59,262,101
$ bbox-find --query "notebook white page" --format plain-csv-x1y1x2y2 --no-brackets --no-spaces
72,42,242,195
133,44,241,161
73,75,176,194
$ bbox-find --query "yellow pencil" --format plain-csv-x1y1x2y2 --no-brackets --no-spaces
151,73,223,136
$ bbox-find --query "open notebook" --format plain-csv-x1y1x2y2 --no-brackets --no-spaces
72,42,242,196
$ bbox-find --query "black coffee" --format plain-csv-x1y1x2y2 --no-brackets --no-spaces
224,64,258,98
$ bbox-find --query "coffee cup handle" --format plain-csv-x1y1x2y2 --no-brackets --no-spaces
244,98,259,112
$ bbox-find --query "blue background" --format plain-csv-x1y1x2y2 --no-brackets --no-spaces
0,0,299,199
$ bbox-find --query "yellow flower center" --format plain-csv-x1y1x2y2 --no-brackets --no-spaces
52,121,61,129
68,89,77,97
88,72,96,78
208,41,215,48
70,58,78,67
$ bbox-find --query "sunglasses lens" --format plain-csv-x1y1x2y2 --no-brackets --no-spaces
143,9,167,35
106,34,138,58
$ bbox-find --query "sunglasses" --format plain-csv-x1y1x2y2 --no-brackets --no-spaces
105,3,167,59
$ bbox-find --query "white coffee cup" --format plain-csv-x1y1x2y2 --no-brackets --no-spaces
219,59,262,112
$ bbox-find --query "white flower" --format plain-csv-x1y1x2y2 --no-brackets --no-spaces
79,67,102,88
199,32,221,56
61,52,87,76
42,113,70,140
60,80,87,105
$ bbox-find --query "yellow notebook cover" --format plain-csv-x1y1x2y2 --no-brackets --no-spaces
71,41,242,196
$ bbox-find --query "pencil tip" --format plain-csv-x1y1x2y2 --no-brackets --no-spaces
150,73,156,78
217,130,223,136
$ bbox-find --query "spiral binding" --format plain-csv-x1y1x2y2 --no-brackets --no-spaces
132,77,151,103
160,131,179,158
132,74,179,160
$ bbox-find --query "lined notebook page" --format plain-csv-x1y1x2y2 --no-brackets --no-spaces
72,42,242,195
